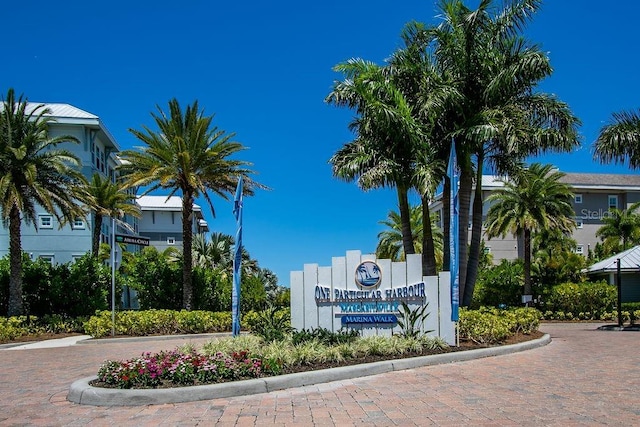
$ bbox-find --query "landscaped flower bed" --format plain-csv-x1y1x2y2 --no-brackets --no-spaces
95,348,280,389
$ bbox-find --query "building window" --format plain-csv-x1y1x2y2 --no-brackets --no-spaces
39,215,53,229
576,219,583,229
152,212,155,224
72,255,83,263
167,237,175,245
608,195,618,210
72,218,85,229
575,245,584,255
39,254,54,265
575,194,582,204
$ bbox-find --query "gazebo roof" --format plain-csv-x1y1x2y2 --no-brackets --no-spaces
586,245,640,275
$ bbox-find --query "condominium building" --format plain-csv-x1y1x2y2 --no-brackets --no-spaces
0,102,210,264
433,171,640,262
136,195,209,252
0,103,134,264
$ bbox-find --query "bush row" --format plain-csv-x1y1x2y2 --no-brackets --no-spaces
458,307,541,344
0,315,85,341
83,310,234,338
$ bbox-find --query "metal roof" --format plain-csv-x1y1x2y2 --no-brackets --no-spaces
24,103,98,119
21,102,120,152
137,195,203,215
586,245,640,275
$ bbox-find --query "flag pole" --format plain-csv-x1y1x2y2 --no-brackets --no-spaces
448,141,460,346
232,177,244,337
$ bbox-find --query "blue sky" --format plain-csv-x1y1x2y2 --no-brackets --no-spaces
3,1,640,286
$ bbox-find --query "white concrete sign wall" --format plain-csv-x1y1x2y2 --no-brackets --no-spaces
290,250,455,344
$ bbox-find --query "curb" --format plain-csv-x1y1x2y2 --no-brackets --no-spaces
68,333,551,406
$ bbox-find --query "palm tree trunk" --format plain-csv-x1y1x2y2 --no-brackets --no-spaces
524,227,532,299
463,152,484,306
92,213,103,257
457,164,473,304
442,177,451,271
421,195,437,276
397,184,415,257
8,205,23,317
182,192,195,311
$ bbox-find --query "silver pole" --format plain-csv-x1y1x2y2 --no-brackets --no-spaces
111,217,116,337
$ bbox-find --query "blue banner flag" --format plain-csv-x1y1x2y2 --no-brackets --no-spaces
232,178,243,337
448,143,460,322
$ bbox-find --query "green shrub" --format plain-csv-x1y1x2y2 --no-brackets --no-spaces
83,309,233,338
243,306,292,342
126,248,182,310
544,281,616,318
458,307,540,344
0,254,113,318
472,260,523,308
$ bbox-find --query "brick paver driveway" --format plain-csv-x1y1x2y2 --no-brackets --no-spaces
0,322,638,426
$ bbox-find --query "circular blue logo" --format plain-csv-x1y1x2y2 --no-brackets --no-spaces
355,261,382,288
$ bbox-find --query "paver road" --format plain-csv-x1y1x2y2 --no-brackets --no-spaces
0,323,638,426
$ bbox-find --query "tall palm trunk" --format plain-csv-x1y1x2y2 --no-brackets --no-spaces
523,227,532,299
93,213,103,257
463,152,484,306
397,183,415,257
457,165,473,304
8,205,23,316
421,195,437,276
182,192,195,310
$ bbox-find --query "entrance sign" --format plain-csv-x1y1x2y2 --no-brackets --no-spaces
290,250,455,344
115,234,150,246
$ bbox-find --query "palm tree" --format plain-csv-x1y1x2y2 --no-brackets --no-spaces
0,89,86,316
376,204,443,265
485,163,575,299
594,109,640,168
425,0,581,305
76,173,141,256
595,202,640,251
327,59,422,258
376,205,423,261
120,99,260,311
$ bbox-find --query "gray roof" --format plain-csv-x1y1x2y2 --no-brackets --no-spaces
137,195,204,217
24,103,98,120
586,245,640,275
22,102,120,151
560,172,640,190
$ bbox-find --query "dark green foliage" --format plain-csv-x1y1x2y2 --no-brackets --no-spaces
472,259,524,308
192,267,229,312
244,306,292,342
240,275,268,312
291,327,360,346
544,281,616,318
0,254,111,317
125,247,270,313
126,247,182,310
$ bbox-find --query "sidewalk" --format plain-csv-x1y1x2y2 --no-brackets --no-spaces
0,323,638,425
